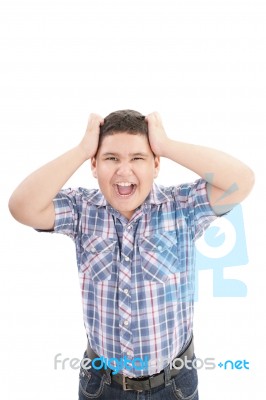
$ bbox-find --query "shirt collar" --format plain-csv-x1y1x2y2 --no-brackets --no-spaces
144,182,170,205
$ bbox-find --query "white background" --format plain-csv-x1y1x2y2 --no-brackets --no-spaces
0,0,265,399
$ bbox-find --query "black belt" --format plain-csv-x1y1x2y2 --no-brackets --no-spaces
86,336,194,392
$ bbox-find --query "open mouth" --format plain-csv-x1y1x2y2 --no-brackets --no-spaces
114,182,137,198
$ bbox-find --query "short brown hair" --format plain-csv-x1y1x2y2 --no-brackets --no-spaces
99,109,148,147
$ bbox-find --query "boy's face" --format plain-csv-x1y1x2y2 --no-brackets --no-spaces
91,132,160,220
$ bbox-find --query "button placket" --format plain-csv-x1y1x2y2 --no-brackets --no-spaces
119,227,134,357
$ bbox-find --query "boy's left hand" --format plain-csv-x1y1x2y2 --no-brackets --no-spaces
145,112,169,156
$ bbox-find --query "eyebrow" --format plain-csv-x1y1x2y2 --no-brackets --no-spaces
102,152,149,157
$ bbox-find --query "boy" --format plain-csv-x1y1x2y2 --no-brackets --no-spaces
9,110,254,399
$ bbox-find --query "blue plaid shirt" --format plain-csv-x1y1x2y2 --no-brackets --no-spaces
42,178,218,377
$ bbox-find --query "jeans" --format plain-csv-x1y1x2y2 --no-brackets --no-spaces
78,351,199,400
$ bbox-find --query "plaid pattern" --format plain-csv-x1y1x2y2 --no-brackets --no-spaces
42,178,217,377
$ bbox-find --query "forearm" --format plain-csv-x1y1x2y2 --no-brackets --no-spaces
9,114,103,228
9,145,87,218
160,138,254,193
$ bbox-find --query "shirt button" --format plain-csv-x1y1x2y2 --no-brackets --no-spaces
127,225,132,230
157,245,163,251
124,288,129,295
91,247,96,253
127,351,132,357
124,256,130,262
124,320,129,326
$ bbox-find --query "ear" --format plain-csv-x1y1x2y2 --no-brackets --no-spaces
153,156,160,178
91,157,98,179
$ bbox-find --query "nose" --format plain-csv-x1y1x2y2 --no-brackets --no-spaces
116,161,133,176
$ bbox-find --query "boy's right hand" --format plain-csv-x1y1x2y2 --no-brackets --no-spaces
79,113,104,160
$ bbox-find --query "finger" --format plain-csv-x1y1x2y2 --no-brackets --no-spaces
88,114,104,127
145,113,154,122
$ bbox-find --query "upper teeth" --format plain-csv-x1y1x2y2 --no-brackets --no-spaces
117,182,132,186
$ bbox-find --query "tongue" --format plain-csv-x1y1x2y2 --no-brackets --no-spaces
117,185,134,195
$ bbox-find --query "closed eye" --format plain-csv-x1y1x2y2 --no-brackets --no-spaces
106,157,118,161
104,156,145,162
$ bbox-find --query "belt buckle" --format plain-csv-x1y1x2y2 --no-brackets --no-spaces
122,375,133,391
122,375,146,392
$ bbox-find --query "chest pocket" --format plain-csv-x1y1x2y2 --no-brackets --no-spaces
138,231,184,283
80,235,117,282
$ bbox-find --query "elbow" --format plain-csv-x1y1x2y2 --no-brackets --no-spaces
246,167,255,193
8,193,28,223
240,166,255,198
8,194,20,221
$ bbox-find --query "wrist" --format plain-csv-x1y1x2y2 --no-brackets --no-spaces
158,138,173,158
76,143,92,162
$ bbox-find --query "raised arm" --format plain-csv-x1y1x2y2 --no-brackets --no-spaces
8,114,103,229
145,112,255,215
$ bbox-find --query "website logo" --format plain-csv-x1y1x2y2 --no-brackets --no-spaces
195,204,248,299
54,353,250,373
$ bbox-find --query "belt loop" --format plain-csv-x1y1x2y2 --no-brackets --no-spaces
104,368,112,385
164,363,172,387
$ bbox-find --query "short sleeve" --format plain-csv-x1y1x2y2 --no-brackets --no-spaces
174,178,218,241
35,188,82,239
52,188,83,239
